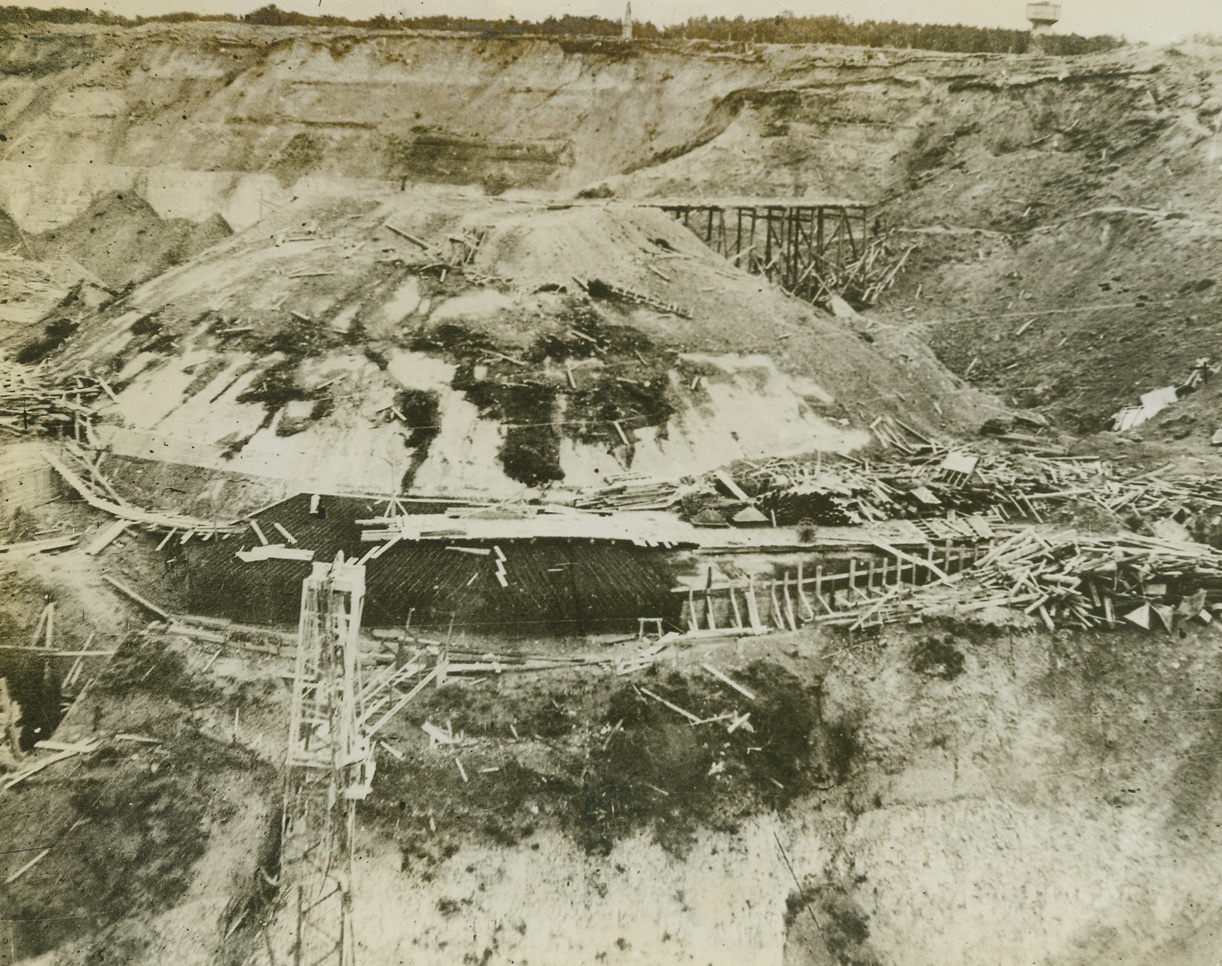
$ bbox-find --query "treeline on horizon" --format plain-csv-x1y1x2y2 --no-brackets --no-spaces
0,5,1122,55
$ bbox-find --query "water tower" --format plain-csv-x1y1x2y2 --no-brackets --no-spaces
1026,2,1061,51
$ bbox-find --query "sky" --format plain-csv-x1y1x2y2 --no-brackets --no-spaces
18,0,1222,45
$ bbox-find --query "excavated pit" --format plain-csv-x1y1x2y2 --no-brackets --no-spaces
4,20,1222,966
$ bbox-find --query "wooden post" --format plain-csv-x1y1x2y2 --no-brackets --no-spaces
769,580,785,631
729,587,743,629
783,574,798,630
745,577,762,631
796,561,815,620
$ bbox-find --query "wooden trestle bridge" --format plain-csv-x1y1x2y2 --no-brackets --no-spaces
645,198,871,303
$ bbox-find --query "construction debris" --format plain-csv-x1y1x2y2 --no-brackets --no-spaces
101,576,172,621
43,447,239,536
702,664,756,701
0,361,103,437
3,739,99,791
235,544,316,563
815,524,1222,632
1111,358,1218,431
84,520,129,556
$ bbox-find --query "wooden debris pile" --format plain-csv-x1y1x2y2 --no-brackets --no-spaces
1111,357,1216,432
44,445,240,537
811,235,915,306
573,473,681,511
704,449,1109,528
1092,467,1222,534
381,221,507,286
971,528,1222,632
820,526,1222,633
579,277,693,319
0,361,104,438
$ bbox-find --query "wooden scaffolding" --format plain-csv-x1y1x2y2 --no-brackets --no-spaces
652,200,870,303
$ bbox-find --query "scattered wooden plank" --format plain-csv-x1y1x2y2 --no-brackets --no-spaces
114,733,162,745
482,349,528,367
94,376,120,406
702,664,756,701
0,646,115,656
4,848,50,884
168,621,228,644
3,749,80,790
236,545,315,563
728,712,754,734
713,469,751,502
385,224,433,251
272,522,297,545
423,721,458,746
0,534,79,555
101,576,171,621
455,757,469,783
638,686,701,724
85,520,128,556
33,739,98,754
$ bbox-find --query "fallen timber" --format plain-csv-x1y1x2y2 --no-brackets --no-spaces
41,446,241,536
0,361,104,437
809,526,1222,632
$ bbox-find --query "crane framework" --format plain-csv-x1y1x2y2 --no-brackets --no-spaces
279,553,374,966
252,551,441,966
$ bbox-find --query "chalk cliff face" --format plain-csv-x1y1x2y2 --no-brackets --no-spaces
1,23,1197,229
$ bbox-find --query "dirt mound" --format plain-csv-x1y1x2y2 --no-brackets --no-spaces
31,190,994,500
29,192,232,289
